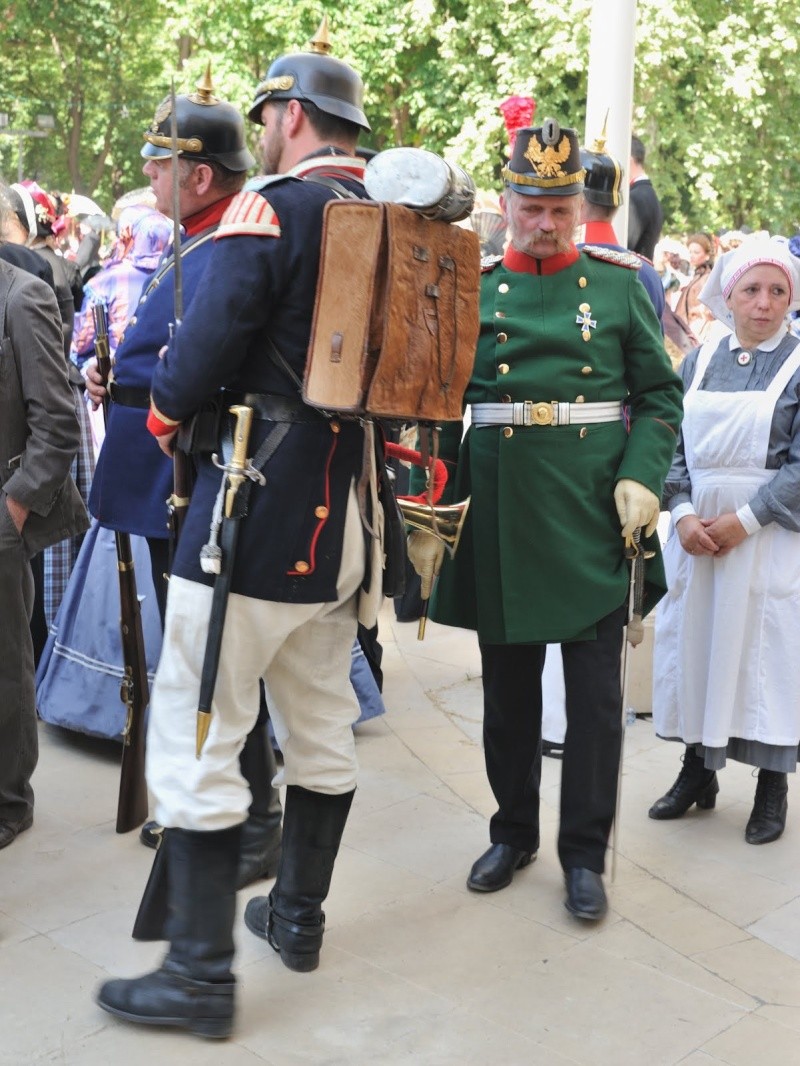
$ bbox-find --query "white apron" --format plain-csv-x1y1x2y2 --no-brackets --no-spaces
653,340,800,748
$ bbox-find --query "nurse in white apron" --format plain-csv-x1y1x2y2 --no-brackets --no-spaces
651,236,800,845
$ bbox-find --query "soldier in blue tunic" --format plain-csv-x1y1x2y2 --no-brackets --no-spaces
96,29,384,1038
85,72,283,889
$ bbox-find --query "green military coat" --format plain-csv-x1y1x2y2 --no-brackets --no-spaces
424,245,683,645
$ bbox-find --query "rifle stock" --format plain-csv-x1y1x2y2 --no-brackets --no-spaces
92,304,150,832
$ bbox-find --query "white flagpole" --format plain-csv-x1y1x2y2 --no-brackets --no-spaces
584,0,638,245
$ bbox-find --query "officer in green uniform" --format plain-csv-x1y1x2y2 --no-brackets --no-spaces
409,119,683,919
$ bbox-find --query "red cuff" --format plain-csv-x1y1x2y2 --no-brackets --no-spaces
147,403,180,438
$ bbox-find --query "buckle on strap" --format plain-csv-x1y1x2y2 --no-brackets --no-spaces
524,401,557,426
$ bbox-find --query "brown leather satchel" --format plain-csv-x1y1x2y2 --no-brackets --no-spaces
304,200,480,422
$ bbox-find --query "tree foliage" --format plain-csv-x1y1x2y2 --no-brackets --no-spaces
0,0,798,234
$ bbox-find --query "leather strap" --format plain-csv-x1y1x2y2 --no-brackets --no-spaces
109,382,151,408
222,389,324,424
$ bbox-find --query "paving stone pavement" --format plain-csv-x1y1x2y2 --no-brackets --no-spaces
1,602,798,1065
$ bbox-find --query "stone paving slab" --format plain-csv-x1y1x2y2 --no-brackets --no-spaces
1,603,798,1064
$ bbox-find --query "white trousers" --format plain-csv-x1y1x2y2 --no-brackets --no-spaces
146,487,365,831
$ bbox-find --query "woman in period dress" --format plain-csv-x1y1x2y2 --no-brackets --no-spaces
651,236,800,844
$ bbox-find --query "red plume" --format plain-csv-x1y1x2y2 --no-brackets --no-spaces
499,95,536,152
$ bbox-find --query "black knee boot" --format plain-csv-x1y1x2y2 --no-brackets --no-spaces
237,724,283,889
649,746,719,819
244,786,354,972
97,825,241,1039
140,723,283,885
745,769,788,844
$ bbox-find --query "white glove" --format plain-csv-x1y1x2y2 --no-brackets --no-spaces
407,531,445,600
613,478,660,539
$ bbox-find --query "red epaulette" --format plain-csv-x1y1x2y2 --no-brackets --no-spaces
214,191,281,240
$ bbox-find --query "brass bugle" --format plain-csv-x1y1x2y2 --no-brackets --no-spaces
397,496,471,639
396,496,471,560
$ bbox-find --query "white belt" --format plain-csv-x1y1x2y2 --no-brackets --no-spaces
470,400,624,428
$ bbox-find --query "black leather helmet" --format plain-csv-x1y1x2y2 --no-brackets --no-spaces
580,122,624,208
142,67,255,172
248,18,370,132
580,146,624,208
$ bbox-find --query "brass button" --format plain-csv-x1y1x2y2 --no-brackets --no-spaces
579,427,588,439
503,427,513,438
314,506,329,519
118,333,125,343
575,395,585,403
295,561,310,574
581,365,593,375
582,331,592,342
139,295,147,304
578,303,590,314
497,332,508,343
330,420,340,434
501,394,512,403
495,310,506,319
498,363,510,375
498,282,509,293
579,277,587,288
129,316,137,326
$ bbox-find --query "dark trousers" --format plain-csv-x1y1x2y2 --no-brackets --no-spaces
0,520,37,825
480,603,626,874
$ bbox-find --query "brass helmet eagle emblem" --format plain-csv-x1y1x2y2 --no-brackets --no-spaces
524,134,572,179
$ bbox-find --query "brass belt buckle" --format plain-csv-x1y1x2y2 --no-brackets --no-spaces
531,401,556,426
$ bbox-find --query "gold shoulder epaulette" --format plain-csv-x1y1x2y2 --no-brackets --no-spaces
481,254,503,273
582,245,642,270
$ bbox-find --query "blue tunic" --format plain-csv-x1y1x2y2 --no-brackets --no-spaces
88,227,219,539
151,170,371,604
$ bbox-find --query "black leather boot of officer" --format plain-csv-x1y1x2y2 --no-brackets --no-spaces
236,723,283,889
649,746,719,820
467,844,536,892
97,824,241,1039
564,868,607,920
745,769,788,845
244,786,354,972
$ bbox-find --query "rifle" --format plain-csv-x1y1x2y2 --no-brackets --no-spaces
165,75,192,560
93,303,149,833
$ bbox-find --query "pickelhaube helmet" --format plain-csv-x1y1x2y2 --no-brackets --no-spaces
248,17,370,132
580,118,624,208
501,117,584,198
142,65,256,172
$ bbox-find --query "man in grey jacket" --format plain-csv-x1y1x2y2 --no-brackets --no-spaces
0,224,89,848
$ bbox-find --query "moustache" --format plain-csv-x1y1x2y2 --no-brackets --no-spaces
511,229,572,256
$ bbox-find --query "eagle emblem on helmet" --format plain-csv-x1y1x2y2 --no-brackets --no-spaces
524,135,571,178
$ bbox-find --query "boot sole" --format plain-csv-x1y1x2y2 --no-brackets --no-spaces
649,791,718,820
745,826,786,845
274,946,320,972
564,900,607,922
97,997,232,1038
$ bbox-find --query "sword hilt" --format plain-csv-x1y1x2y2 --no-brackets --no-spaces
225,405,255,517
